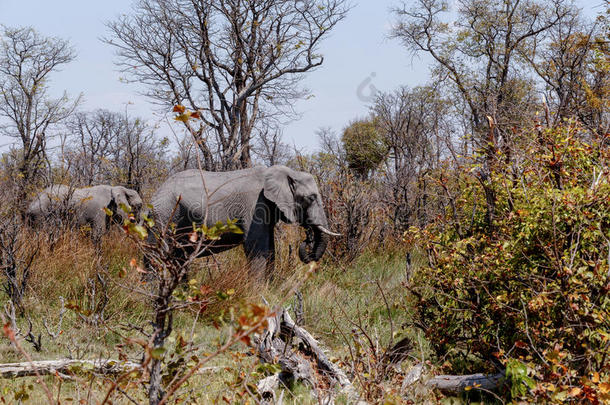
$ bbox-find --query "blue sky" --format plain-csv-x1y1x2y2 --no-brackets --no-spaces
0,0,602,154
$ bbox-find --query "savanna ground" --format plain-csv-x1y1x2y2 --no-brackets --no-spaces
0,227,429,404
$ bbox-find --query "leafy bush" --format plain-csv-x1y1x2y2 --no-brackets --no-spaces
405,124,610,402
341,118,388,178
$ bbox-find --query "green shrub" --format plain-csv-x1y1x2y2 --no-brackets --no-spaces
341,118,388,178
405,124,610,403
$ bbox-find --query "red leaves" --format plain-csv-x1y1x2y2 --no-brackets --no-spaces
172,104,186,113
172,105,201,122
232,303,270,347
238,334,251,346
2,323,15,341
129,257,147,274
514,340,528,349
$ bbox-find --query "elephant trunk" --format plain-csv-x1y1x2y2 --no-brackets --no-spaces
298,226,330,264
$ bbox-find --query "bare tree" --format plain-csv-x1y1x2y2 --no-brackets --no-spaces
169,133,207,172
373,85,449,230
391,0,570,158
114,114,169,193
64,110,120,186
63,109,169,192
105,0,349,170
391,0,571,231
0,26,80,211
252,126,292,166
524,9,602,127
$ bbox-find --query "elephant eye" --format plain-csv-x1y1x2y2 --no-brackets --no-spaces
297,194,316,207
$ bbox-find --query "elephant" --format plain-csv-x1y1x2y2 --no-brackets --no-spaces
148,165,340,278
26,184,143,239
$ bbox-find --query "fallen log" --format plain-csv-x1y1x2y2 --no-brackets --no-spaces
257,311,316,392
401,363,505,395
256,307,504,401
427,372,505,395
256,308,367,404
0,359,140,378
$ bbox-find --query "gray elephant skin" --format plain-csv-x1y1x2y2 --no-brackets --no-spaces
149,165,339,277
26,184,143,238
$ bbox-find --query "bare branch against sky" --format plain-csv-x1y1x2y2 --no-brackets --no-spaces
104,0,350,170
0,0,599,154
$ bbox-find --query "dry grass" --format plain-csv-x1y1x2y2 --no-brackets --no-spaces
22,228,146,318
0,224,417,403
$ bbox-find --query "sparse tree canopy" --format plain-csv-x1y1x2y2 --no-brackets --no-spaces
63,109,169,192
391,0,571,152
391,0,574,232
252,126,292,166
373,85,449,230
0,26,79,209
105,0,349,170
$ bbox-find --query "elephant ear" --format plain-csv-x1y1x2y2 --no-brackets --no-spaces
110,186,131,213
263,166,297,223
123,188,142,208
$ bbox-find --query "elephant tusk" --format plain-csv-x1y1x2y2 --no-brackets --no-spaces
316,225,342,237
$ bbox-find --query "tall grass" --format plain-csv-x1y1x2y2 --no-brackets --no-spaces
1,224,414,402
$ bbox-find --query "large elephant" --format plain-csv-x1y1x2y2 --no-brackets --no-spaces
26,184,143,239
149,165,339,277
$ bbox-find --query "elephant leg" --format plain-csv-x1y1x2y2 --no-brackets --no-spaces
265,236,276,279
243,228,275,281
248,255,269,280
91,215,107,247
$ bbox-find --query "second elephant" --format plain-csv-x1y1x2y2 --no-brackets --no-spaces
26,184,143,239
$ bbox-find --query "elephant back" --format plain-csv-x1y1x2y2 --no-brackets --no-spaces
25,185,73,226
